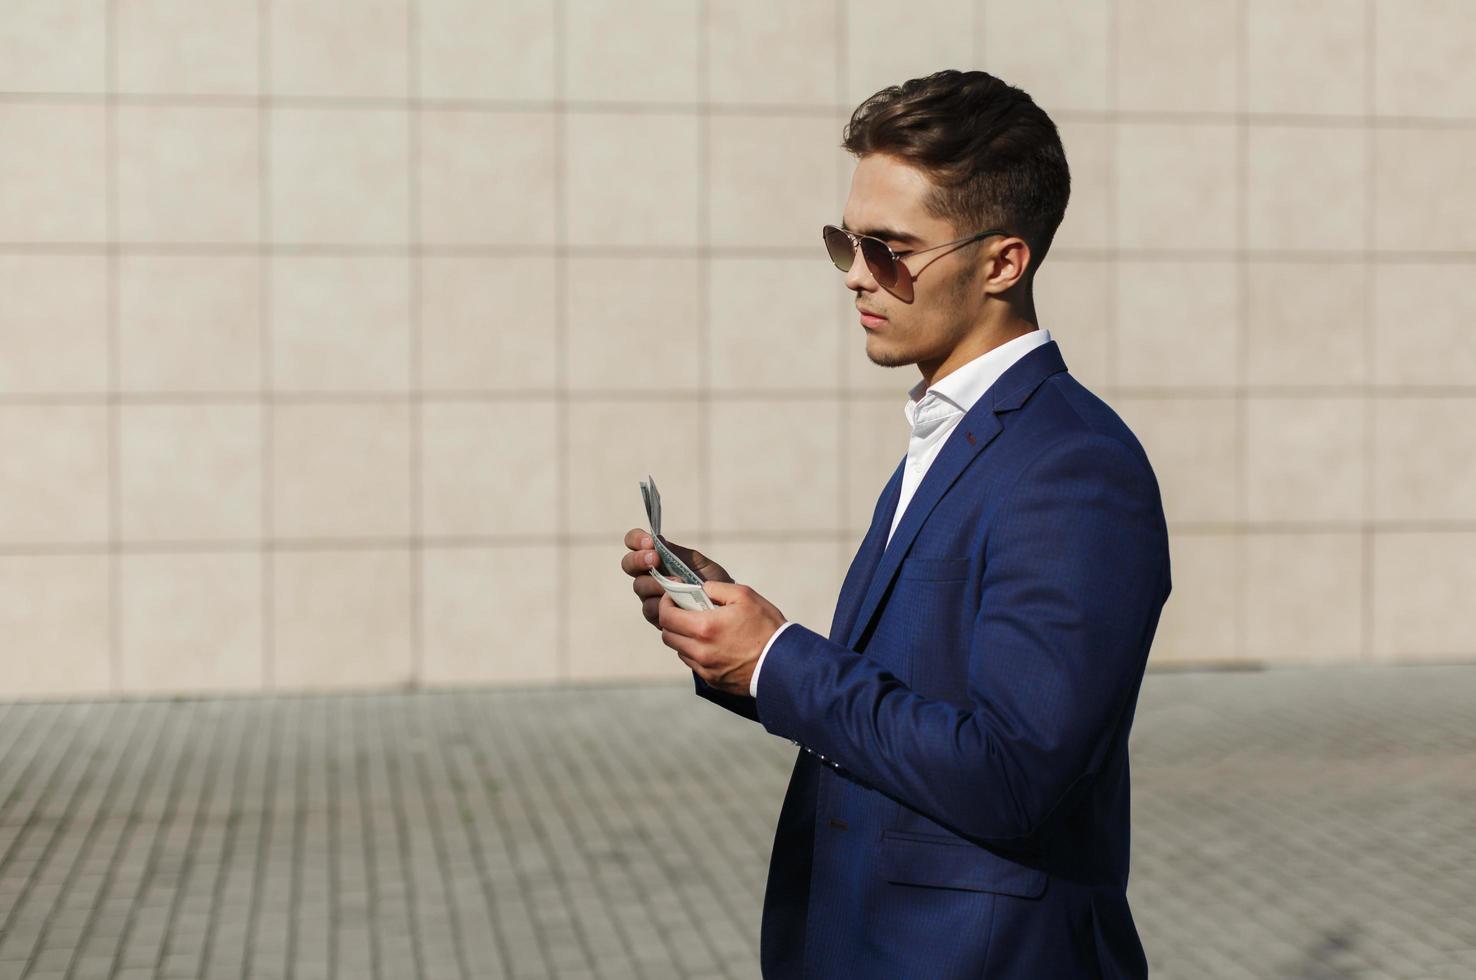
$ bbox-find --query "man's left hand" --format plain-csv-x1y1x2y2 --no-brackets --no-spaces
658,581,786,697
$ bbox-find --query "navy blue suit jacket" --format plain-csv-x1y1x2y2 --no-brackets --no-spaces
695,341,1171,978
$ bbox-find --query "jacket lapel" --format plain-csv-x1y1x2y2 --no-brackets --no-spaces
842,341,1068,651
829,458,905,643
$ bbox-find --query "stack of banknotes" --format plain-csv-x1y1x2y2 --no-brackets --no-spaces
640,475,715,611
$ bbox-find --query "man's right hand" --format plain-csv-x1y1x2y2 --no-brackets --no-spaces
621,528,733,629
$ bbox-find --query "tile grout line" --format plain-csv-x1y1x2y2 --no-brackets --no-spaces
342,696,385,980
6,240,1476,262
283,697,312,980
319,697,342,977
7,516,1476,559
3,88,1476,131
351,696,388,980
1106,0,1119,396
9,381,1476,410
259,0,275,690
8,240,1476,259
239,699,290,980
381,698,429,977
554,0,571,683
697,0,712,541
192,699,254,976
1362,0,1377,663
104,0,122,694
1234,0,1250,662
835,0,851,586
408,0,424,686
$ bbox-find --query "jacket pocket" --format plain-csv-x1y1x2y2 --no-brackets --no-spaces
878,831,1047,898
897,555,970,582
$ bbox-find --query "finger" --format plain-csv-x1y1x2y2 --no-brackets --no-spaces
642,596,662,627
632,575,662,600
657,592,707,639
623,528,653,551
656,591,679,632
662,630,707,671
620,549,660,577
672,646,702,675
701,580,746,605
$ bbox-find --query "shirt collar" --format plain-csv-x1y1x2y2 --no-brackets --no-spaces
904,328,1053,427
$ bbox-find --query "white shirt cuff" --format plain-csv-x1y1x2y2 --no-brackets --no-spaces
750,621,795,699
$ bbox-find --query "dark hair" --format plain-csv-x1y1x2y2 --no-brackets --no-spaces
841,69,1071,279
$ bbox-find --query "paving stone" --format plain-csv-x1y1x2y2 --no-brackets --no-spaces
0,668,1473,978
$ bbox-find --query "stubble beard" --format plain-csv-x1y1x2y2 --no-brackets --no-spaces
863,328,916,368
862,263,978,370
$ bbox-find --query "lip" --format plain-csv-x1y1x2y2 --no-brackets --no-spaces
858,308,887,329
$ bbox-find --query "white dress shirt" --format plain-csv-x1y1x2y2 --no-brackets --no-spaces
748,328,1054,699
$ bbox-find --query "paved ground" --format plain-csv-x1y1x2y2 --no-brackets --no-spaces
0,666,1472,980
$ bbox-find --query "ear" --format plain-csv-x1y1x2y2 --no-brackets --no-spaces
983,236,1032,294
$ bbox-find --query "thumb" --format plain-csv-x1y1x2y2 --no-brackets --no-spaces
701,580,745,605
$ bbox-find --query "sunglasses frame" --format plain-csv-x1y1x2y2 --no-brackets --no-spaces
822,224,1011,298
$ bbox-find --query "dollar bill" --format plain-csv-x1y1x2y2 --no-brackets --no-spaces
640,480,654,535
639,475,714,610
640,475,699,583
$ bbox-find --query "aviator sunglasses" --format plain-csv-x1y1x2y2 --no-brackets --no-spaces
822,224,1009,301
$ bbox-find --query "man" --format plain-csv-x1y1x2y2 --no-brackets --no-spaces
620,69,1170,979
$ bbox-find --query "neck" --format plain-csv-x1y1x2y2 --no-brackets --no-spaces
917,307,1040,390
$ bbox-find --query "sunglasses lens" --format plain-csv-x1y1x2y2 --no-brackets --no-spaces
822,226,900,286
822,226,853,272
859,237,899,288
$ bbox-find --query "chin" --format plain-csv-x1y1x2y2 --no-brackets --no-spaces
864,336,915,369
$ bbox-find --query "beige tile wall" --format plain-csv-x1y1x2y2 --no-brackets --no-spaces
1,0,1472,698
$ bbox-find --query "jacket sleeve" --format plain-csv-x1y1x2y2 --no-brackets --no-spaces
752,433,1171,842
692,671,761,723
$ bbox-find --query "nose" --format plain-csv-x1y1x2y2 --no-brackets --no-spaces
843,241,875,293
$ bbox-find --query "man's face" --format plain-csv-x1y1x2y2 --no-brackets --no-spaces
839,153,988,374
